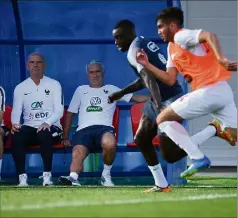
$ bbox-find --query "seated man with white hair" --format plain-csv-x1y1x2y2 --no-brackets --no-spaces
59,60,149,186
11,53,64,186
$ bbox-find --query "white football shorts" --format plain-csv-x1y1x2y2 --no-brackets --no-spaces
171,81,237,129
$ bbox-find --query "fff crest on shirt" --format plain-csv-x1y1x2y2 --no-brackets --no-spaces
103,89,109,94
45,89,50,96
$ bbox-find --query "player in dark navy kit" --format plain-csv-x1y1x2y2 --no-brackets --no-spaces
110,20,187,192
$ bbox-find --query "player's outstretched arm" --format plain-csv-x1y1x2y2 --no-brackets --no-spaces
130,94,150,103
199,31,237,71
139,68,162,110
108,78,144,103
136,49,178,86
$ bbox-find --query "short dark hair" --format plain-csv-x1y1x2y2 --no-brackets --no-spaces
156,7,184,27
114,19,135,30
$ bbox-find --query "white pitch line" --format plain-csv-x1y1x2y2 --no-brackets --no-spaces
2,193,236,211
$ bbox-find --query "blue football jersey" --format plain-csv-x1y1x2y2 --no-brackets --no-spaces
127,36,182,101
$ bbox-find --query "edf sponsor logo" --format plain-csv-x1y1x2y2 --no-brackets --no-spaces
35,112,49,119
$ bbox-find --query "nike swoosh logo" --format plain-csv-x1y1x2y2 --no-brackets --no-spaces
24,93,31,95
84,92,88,94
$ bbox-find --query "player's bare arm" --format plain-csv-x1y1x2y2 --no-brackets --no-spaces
199,31,237,71
62,111,74,147
136,49,178,86
139,68,162,110
108,78,144,103
130,95,150,103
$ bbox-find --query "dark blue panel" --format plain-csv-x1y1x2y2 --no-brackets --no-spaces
19,1,167,39
25,43,187,105
0,45,21,105
0,0,17,39
24,44,138,105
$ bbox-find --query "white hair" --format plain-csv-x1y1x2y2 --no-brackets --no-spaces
85,60,104,73
27,52,45,62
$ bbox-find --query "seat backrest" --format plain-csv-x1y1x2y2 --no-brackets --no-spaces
130,103,159,145
130,103,144,136
112,106,120,141
3,105,12,130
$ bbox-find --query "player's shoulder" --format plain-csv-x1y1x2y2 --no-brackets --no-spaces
75,85,90,92
43,76,61,87
103,84,119,91
130,36,147,49
15,78,30,91
174,28,190,40
127,36,145,60
174,28,202,43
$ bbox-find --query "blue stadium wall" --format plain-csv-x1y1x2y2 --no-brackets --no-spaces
0,0,187,180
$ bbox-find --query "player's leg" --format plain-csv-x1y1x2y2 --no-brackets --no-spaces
190,120,235,147
11,126,36,186
211,97,237,145
158,93,188,163
226,128,237,139
98,126,117,186
59,145,89,186
157,106,210,178
191,125,217,147
37,125,62,186
135,113,171,192
157,89,216,178
157,82,237,177
159,135,187,163
192,82,237,146
58,128,91,186
134,113,158,165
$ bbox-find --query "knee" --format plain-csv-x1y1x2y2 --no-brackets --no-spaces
72,148,80,159
134,132,150,149
37,129,52,143
102,134,116,151
156,115,167,126
37,129,51,137
156,106,181,125
72,146,85,162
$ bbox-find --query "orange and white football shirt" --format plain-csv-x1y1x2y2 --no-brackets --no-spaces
167,29,231,90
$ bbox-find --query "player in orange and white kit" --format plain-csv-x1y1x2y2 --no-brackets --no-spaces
136,7,237,178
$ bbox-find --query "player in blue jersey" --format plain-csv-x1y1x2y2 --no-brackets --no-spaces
110,20,187,192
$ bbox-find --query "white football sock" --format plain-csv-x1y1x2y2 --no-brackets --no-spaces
148,164,168,188
159,121,204,160
102,164,112,177
191,125,216,147
70,172,78,180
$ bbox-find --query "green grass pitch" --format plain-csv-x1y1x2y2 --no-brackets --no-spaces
1,176,236,217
